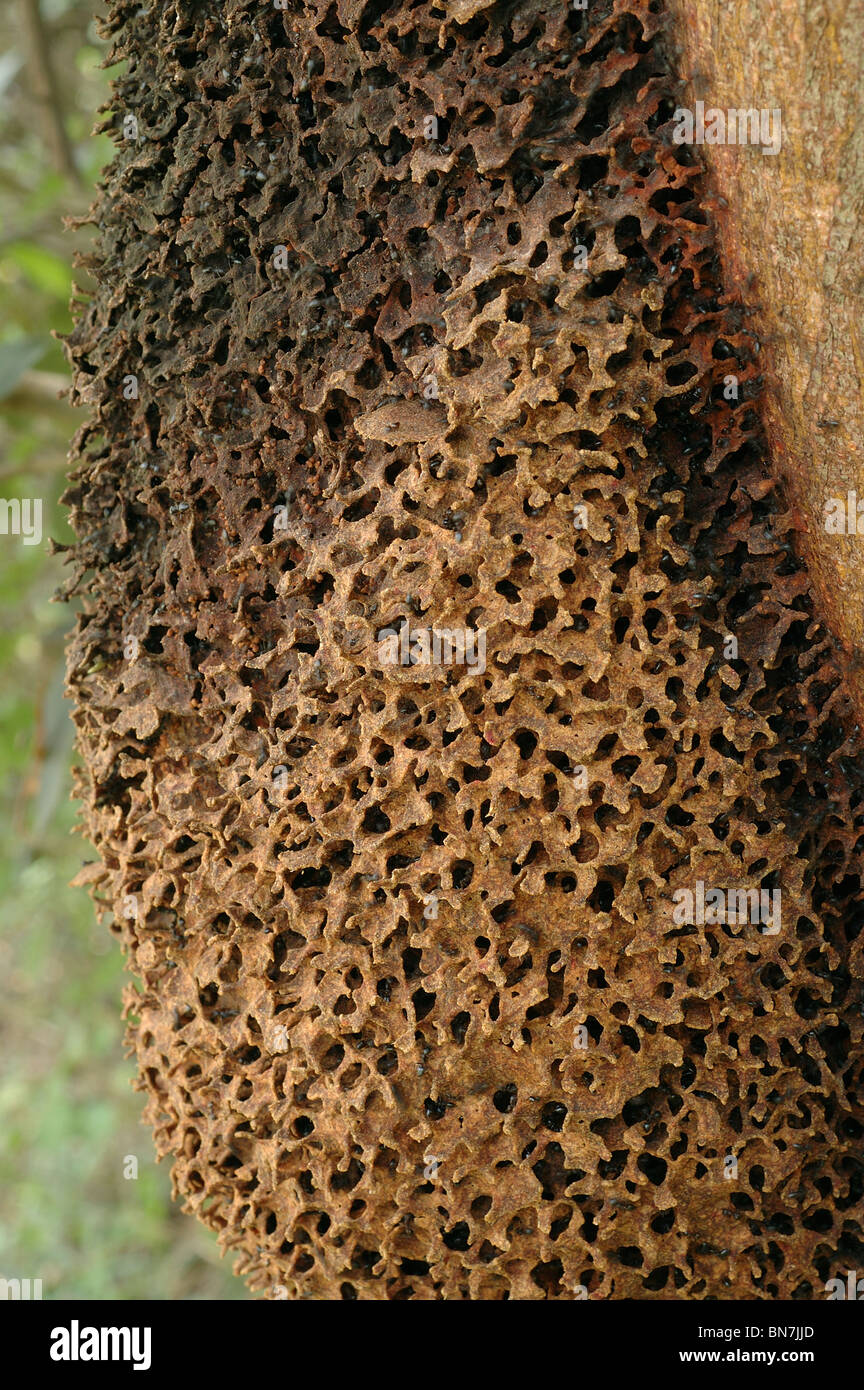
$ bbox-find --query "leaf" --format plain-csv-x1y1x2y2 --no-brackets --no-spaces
0,336,48,399
5,242,71,299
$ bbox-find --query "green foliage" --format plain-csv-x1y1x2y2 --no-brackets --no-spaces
0,337,49,399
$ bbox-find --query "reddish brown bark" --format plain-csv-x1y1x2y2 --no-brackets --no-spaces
666,0,864,715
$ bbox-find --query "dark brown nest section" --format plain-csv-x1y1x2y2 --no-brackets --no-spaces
63,0,864,1299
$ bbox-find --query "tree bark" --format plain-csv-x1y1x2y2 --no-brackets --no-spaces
666,0,864,713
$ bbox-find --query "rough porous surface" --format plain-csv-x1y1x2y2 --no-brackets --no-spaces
64,0,864,1299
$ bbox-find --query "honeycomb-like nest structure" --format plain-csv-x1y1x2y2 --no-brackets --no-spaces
64,0,864,1299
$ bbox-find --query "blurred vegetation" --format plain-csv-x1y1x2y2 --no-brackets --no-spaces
0,0,243,1299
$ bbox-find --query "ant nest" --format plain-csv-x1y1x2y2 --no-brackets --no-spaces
64,0,864,1299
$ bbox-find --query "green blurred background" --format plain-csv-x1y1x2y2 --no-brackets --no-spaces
0,0,243,1299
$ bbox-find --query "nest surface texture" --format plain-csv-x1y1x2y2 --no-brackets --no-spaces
64,0,864,1300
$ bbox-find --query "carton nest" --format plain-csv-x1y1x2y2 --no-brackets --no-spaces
64,0,864,1298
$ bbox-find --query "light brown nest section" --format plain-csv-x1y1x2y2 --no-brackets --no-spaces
63,0,864,1299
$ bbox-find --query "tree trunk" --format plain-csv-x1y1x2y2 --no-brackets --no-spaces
666,0,864,712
